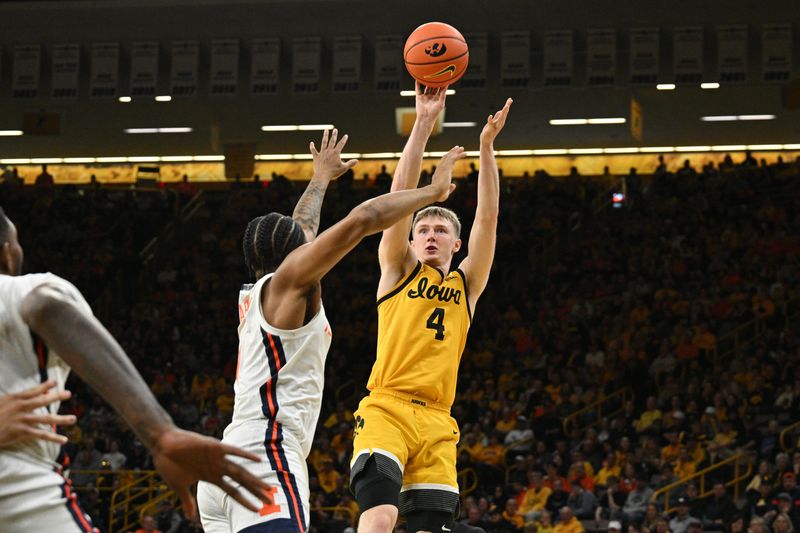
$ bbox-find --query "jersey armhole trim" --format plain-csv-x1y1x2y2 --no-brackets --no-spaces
455,268,472,321
376,261,422,306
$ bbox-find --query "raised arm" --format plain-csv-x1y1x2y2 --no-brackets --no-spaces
377,83,447,289
292,129,358,241
19,286,273,519
458,98,513,310
273,146,462,293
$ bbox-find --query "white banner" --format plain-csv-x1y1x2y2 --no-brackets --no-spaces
90,42,119,98
501,31,530,87
251,38,280,95
460,32,487,90
292,37,321,93
170,40,199,97
210,39,239,97
51,43,80,99
332,35,362,93
762,24,792,83
587,29,616,85
673,26,703,83
13,44,41,99
130,41,159,97
717,25,747,83
629,28,659,84
543,30,573,86
375,34,404,92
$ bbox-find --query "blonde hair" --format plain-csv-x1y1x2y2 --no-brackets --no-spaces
774,514,795,533
412,206,461,238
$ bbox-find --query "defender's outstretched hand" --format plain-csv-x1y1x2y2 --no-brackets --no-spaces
150,428,273,519
309,128,358,180
415,81,448,124
480,98,514,145
431,145,466,202
0,380,76,447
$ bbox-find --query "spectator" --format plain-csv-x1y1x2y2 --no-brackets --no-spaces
520,470,552,521
749,516,768,533
772,513,796,533
547,479,571,516
460,506,489,531
503,498,525,530
101,440,127,471
566,484,597,520
132,514,162,533
34,164,54,187
622,475,654,523
155,500,181,533
703,482,737,528
505,416,535,455
670,496,697,533
554,507,584,533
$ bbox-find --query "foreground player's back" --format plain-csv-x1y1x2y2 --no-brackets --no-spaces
225,274,331,458
0,273,89,467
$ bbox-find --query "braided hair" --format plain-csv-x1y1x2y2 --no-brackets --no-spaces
242,213,306,278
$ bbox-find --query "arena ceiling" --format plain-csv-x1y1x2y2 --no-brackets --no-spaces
0,0,798,159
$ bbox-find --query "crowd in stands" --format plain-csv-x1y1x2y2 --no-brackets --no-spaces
1,152,799,533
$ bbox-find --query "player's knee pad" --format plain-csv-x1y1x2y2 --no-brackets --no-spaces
405,510,454,533
352,455,401,512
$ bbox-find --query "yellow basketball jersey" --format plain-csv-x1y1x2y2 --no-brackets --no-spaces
367,261,471,407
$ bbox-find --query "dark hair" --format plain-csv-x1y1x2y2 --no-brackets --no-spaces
0,207,10,243
242,213,305,277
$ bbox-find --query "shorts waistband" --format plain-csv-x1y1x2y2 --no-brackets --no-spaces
370,388,450,412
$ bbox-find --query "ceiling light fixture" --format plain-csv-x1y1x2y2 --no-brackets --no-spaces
702,114,776,122
124,127,193,134
261,124,335,132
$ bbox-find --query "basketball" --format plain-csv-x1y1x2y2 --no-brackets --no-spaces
403,22,469,88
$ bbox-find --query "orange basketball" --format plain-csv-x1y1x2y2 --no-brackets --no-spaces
404,22,469,88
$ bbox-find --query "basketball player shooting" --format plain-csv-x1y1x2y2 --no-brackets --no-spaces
0,208,273,532
197,129,465,533
350,86,513,533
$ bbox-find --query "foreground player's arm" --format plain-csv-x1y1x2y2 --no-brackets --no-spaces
274,146,462,293
459,98,513,310
292,129,358,242
377,84,447,287
0,380,75,447
19,286,272,519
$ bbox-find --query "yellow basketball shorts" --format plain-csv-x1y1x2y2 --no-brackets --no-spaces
350,388,460,515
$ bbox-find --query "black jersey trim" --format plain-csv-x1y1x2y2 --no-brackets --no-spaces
455,268,472,321
377,261,422,306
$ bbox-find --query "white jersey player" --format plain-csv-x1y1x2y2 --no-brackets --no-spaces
0,208,274,532
197,129,462,533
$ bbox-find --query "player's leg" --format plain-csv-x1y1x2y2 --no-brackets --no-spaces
351,395,411,533
401,409,461,533
198,433,308,533
0,458,98,533
197,480,233,533
354,456,401,533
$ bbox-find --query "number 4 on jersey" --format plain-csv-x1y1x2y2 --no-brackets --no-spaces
426,307,445,340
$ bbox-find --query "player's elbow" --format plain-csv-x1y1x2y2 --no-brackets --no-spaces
475,209,499,226
348,203,382,235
